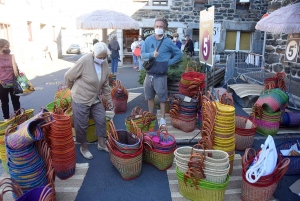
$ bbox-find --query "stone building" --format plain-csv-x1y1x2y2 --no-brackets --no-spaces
131,0,268,63
264,0,300,79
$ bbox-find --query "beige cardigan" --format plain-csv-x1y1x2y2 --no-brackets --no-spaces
64,53,112,106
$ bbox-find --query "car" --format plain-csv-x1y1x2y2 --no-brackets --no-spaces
66,44,81,54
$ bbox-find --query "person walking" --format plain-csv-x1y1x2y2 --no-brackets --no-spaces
136,35,144,72
0,39,20,121
183,34,194,57
64,42,114,159
108,35,120,75
131,38,139,69
141,17,182,127
172,33,182,50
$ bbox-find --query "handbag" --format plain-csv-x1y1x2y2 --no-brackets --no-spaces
13,75,23,95
133,48,141,57
143,36,165,70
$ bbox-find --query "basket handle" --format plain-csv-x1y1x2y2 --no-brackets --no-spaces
39,183,54,201
131,106,143,116
191,144,206,158
108,120,118,141
0,178,23,199
242,148,256,167
220,92,234,106
198,136,213,149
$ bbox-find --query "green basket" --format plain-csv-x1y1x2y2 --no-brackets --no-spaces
46,98,71,112
176,167,229,201
142,146,175,171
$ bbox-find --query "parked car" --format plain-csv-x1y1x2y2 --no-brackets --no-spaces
66,44,81,54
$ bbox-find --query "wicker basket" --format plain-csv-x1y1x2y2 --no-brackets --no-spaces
176,167,229,201
86,118,97,143
143,146,175,171
235,133,255,151
170,116,196,133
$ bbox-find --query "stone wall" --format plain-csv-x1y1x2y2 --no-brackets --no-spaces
264,0,300,79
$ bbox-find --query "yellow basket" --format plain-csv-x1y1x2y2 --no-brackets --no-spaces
86,117,111,143
215,102,235,113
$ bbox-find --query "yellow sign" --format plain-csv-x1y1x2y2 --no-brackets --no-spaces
199,6,214,66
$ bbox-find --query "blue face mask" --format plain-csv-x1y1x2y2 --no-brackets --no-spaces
94,57,105,65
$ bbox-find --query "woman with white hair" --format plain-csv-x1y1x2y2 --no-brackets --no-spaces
64,42,114,159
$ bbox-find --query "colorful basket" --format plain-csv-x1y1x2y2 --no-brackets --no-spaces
143,146,175,171
46,98,71,112
176,167,229,201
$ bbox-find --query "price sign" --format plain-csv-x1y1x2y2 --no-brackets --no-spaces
199,6,214,66
284,34,300,63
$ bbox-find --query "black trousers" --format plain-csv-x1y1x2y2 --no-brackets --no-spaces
0,85,20,119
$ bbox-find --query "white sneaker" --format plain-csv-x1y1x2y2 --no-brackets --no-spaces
159,118,166,127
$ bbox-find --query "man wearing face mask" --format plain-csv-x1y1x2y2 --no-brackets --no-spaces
64,42,114,160
141,18,182,128
0,39,20,121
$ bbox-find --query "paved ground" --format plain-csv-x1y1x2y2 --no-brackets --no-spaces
1,54,300,200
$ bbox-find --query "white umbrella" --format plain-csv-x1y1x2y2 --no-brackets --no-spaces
255,2,300,34
76,9,140,30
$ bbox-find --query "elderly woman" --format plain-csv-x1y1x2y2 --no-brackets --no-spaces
0,39,20,121
64,42,114,159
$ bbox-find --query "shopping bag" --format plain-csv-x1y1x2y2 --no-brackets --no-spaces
13,72,35,96
133,48,141,57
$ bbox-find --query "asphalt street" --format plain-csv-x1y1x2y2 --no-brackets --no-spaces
1,54,300,200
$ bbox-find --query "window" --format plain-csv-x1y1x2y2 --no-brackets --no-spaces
236,0,250,10
0,23,11,41
152,0,167,6
27,21,33,41
225,31,251,51
133,0,148,5
0,0,5,4
194,0,208,7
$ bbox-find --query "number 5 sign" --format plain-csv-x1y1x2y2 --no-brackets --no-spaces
284,34,300,63
199,6,214,66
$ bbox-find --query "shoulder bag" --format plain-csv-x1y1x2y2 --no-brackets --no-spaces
143,37,165,70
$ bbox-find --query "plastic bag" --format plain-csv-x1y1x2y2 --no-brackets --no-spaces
14,72,35,96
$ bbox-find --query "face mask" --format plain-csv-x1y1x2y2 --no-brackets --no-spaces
173,37,177,41
94,57,105,65
155,28,164,35
138,38,142,41
2,49,10,54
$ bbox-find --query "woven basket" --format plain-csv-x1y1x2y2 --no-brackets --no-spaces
46,98,71,112
176,167,228,201
170,116,196,133
86,118,97,143
112,98,128,114
143,146,175,170
276,137,300,175
235,133,255,151
106,140,143,180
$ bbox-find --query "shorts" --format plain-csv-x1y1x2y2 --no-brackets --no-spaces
144,74,168,102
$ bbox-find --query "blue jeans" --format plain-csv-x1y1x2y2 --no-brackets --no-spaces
111,58,118,74
132,53,138,67
138,57,143,71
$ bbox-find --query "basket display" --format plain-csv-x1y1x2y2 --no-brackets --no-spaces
280,111,300,127
46,97,71,112
176,167,229,201
235,115,257,151
276,135,300,175
106,120,143,180
125,107,156,133
111,80,128,114
143,146,175,171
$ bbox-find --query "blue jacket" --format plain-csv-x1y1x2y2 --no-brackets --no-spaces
141,35,182,76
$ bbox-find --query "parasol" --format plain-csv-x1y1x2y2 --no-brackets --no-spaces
255,2,300,34
76,9,140,30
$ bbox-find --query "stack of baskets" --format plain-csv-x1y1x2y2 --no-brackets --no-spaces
109,73,116,87
280,111,300,127
241,148,290,201
276,134,300,175
178,63,206,97
174,144,230,201
125,107,156,133
252,82,288,136
143,127,177,170
47,112,76,180
111,80,128,114
169,94,199,132
5,121,49,197
213,96,236,174
235,115,257,151
106,120,143,180
264,72,286,91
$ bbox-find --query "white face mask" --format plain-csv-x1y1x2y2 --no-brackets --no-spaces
155,28,164,35
138,38,142,41
94,57,105,65
173,37,177,41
